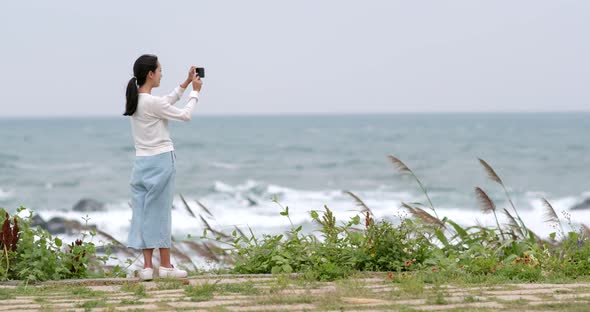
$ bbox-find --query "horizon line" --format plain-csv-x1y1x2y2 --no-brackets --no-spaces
1,110,589,119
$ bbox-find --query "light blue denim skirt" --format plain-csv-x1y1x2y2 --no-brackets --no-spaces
127,151,176,249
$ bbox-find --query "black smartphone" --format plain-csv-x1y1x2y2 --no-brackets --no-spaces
196,67,205,78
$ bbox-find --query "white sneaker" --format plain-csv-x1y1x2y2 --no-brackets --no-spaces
138,267,153,281
158,266,187,278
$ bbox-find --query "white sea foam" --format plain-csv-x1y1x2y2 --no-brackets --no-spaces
30,180,590,251
24,182,590,274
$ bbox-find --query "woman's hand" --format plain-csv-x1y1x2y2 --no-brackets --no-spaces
192,74,203,92
180,66,197,89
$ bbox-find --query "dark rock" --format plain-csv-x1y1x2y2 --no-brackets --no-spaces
72,198,105,212
571,198,590,210
246,197,258,206
30,214,98,236
46,217,69,234
31,214,46,229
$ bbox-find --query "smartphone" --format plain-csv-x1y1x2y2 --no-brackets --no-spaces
196,67,205,78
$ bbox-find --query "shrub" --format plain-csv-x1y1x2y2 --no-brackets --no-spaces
0,207,101,281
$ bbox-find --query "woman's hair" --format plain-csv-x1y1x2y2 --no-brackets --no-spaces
123,54,159,116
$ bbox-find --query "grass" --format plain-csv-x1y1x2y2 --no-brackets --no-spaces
463,295,481,303
155,278,186,290
182,280,263,302
76,298,107,310
217,281,260,295
120,282,147,297
268,274,291,294
3,274,590,311
185,282,217,302
120,298,143,305
0,288,15,300
255,292,314,305
70,286,105,298
426,284,449,305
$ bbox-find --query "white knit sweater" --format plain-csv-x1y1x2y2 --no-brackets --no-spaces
130,87,199,156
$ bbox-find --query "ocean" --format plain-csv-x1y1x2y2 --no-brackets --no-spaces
1,113,589,245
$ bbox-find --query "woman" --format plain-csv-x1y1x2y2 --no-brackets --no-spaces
123,54,203,280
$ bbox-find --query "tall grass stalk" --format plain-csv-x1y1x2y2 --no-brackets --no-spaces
478,158,530,240
388,155,440,221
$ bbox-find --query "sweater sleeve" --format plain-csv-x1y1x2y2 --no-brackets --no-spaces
151,91,199,122
162,86,186,105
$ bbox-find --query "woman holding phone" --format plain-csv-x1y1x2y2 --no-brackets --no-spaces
123,54,203,280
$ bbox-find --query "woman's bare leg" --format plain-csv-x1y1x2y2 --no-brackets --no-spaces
142,249,154,269
160,248,171,268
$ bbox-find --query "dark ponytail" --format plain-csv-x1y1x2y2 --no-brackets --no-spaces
123,54,159,116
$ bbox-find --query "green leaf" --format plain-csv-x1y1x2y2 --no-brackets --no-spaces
282,264,293,273
447,220,468,240
54,238,62,247
271,255,285,263
310,210,319,219
280,207,289,216
434,229,450,248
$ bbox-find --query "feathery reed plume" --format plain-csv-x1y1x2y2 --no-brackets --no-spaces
475,187,504,239
478,158,529,239
344,190,373,216
541,198,559,223
199,214,230,239
170,243,197,270
475,187,496,214
203,242,221,262
478,158,503,184
179,194,196,218
388,155,440,221
182,240,224,262
199,215,212,231
402,202,444,228
387,155,412,174
400,202,415,211
196,201,214,218
541,198,565,236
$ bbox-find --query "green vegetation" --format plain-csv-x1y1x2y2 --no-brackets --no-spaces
199,155,590,282
1,154,589,285
0,206,126,282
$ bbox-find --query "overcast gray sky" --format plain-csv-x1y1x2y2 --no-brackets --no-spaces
0,1,588,117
